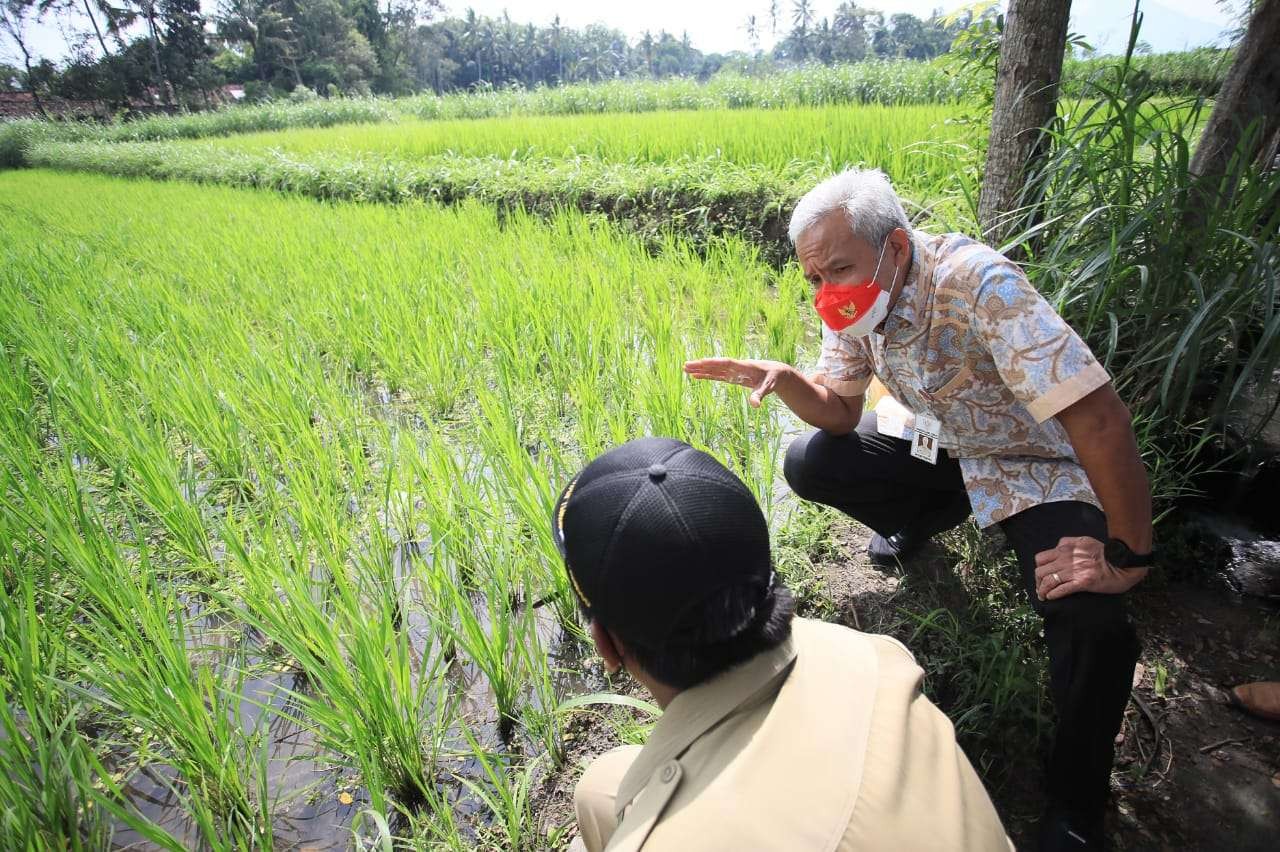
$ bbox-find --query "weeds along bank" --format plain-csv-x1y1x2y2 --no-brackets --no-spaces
0,169,820,847
0,98,397,168
20,141,817,265
403,60,980,118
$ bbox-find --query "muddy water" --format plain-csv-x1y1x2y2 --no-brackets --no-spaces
107,540,593,849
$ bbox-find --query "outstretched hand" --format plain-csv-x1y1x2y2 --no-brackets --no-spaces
683,357,793,408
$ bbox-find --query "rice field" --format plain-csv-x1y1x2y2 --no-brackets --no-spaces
0,169,821,848
1,45,1249,848
192,104,975,180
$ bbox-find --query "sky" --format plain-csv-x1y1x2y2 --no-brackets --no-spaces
12,1,1240,68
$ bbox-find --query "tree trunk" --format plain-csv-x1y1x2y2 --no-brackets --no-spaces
978,0,1073,248
142,1,173,106
82,0,110,58
1188,0,1280,204
19,48,48,118
12,32,49,118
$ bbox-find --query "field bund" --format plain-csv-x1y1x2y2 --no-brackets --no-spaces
15,103,977,266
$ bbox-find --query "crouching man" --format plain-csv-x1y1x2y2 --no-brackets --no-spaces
555,437,1011,852
685,168,1152,850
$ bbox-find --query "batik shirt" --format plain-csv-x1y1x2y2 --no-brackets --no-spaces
810,231,1111,527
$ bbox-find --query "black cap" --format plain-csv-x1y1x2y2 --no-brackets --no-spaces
551,437,773,647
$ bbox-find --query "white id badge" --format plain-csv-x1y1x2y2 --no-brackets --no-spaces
910,413,942,465
873,396,911,440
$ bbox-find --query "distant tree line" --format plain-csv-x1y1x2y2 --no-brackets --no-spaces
0,1,989,113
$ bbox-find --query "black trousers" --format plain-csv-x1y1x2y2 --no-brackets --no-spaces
784,414,1140,818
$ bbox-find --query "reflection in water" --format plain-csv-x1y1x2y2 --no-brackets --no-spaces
108,539,598,849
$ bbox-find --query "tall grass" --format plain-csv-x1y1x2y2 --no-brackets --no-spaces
1062,47,1231,99
405,61,980,119
999,48,1280,503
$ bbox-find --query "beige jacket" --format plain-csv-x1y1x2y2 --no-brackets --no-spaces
582,617,1012,852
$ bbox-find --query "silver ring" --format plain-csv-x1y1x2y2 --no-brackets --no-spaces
1053,572,1062,584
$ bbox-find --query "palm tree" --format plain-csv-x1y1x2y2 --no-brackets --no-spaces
791,0,815,60
639,29,655,76
460,8,484,85
549,14,563,83
743,15,760,54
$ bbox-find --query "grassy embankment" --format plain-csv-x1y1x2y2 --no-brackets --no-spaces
19,102,979,264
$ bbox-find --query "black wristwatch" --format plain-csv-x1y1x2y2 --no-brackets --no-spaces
1105,538,1155,569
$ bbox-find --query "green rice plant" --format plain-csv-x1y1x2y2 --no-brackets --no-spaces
193,103,971,177
0,169,816,845
424,555,530,738
220,500,457,816
453,726,544,851
25,472,273,848
0,572,117,850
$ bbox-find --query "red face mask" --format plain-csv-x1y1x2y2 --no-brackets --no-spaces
812,279,886,332
811,238,896,335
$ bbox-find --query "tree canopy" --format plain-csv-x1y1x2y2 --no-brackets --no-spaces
1,1,981,107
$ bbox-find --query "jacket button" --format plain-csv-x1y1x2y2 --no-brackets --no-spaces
660,763,677,783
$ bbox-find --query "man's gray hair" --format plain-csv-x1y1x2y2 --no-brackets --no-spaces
788,168,911,248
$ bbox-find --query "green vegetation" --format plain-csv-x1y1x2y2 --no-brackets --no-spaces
401,62,982,118
1,24,1271,845
1062,47,1231,99
0,98,395,169
0,51,1223,171
196,103,971,173
1014,77,1280,504
0,170,805,844
21,140,813,264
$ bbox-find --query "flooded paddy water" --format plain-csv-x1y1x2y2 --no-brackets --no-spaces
106,539,592,850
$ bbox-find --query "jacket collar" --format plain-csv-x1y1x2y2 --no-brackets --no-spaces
614,634,798,819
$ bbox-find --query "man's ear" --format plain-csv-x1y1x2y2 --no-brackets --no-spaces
889,226,911,266
589,618,625,677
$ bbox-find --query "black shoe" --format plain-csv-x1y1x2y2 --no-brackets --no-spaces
866,491,972,568
867,531,917,568
1037,803,1105,851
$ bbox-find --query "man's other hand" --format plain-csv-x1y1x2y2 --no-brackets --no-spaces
684,358,793,408
1034,536,1148,601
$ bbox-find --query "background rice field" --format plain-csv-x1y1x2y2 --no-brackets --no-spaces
188,104,975,179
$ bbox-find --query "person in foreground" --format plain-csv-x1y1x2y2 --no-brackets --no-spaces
685,168,1152,850
555,436,1011,852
